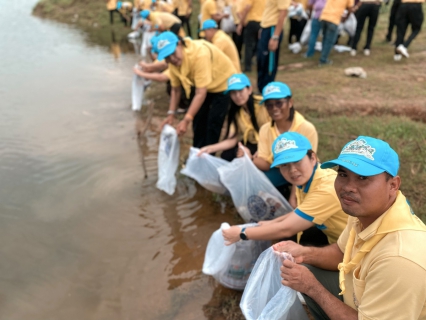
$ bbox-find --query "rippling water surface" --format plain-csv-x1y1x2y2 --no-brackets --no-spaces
0,1,239,319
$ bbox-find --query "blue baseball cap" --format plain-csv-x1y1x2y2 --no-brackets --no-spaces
156,31,179,61
321,136,399,177
140,10,150,20
260,82,292,104
150,34,160,54
270,132,312,168
200,19,218,31
223,74,251,94
116,1,123,9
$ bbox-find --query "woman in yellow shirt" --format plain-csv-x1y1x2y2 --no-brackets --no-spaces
198,73,270,160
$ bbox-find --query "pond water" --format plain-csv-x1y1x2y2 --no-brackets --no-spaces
0,1,240,319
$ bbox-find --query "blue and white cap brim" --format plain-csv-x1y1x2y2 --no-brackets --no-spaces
321,157,386,176
270,149,307,168
157,43,177,61
260,92,289,105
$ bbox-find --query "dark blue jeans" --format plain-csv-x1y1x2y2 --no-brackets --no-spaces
306,18,321,57
319,20,339,63
257,27,283,93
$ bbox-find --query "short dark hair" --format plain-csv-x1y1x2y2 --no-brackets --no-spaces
307,150,314,159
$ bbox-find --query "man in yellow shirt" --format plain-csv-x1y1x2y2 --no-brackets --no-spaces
318,0,354,65
257,0,291,92
200,19,241,72
238,0,265,72
275,136,426,319
139,9,184,35
200,0,229,24
157,32,237,148
174,0,193,37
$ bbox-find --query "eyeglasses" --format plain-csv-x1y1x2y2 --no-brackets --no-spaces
265,99,289,110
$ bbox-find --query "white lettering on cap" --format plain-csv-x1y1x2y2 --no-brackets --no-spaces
157,39,170,50
341,139,375,160
264,85,281,95
228,77,241,86
274,138,298,154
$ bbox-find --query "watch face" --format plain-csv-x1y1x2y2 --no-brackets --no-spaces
240,232,248,240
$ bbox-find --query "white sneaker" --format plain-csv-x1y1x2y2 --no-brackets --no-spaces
396,44,409,58
363,49,370,56
350,49,357,56
394,54,402,61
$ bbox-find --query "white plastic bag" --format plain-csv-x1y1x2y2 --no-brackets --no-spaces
240,247,310,320
156,125,180,195
300,19,311,45
180,147,229,194
202,223,271,290
220,6,236,34
141,28,155,57
218,150,293,222
339,12,357,37
132,65,145,111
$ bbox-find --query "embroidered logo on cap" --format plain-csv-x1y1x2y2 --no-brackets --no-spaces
157,39,170,50
274,138,297,154
264,85,281,95
341,139,376,160
228,77,241,86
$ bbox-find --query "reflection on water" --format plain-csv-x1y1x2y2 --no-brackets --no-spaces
0,1,242,319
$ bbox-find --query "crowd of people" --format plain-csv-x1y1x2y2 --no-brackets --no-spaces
105,0,426,319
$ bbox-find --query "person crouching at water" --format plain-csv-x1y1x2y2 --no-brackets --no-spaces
239,81,318,204
158,31,237,148
222,132,348,246
197,74,270,160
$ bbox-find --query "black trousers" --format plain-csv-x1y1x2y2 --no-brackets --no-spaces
191,91,230,148
243,21,261,71
232,25,244,59
288,18,307,43
177,14,192,37
395,2,424,49
352,3,381,50
386,0,401,41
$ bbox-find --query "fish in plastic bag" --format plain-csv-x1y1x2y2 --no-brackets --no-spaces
218,149,293,222
180,147,229,194
202,223,271,291
240,247,310,320
156,125,180,195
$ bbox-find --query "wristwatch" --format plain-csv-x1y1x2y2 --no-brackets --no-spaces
240,227,249,240
271,35,279,41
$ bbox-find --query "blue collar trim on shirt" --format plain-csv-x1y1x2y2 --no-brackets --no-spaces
297,163,318,193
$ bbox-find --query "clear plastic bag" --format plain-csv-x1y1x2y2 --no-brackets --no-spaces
220,6,236,34
300,19,311,45
132,65,145,111
218,151,293,222
202,223,271,291
180,147,229,194
240,248,310,320
156,125,180,195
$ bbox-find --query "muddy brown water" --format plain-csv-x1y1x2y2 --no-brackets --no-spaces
0,1,241,319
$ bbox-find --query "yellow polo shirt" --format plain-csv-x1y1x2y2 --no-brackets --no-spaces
150,11,181,28
107,0,117,10
201,0,218,23
245,0,266,23
230,95,271,144
175,0,192,15
229,0,243,24
402,0,424,2
261,0,291,28
320,0,354,26
157,0,175,12
294,166,347,244
211,30,241,72
257,111,318,164
168,39,237,97
337,192,426,318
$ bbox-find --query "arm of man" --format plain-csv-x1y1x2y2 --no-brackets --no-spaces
222,211,314,244
176,87,207,135
161,85,181,128
238,3,252,27
280,260,358,320
268,8,288,51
